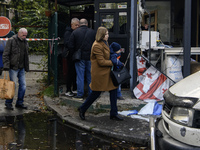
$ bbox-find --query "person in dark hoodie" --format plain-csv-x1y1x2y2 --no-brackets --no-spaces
63,18,80,97
110,42,125,100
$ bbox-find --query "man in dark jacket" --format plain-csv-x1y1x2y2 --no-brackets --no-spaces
3,28,29,110
63,18,79,97
69,18,96,100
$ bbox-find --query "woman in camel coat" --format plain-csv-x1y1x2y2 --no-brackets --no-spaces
78,26,124,121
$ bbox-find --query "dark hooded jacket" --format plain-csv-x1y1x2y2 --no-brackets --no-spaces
3,34,29,71
109,42,123,69
64,26,73,47
63,26,73,58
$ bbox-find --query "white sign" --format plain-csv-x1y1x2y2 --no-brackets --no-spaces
0,24,9,29
102,19,114,22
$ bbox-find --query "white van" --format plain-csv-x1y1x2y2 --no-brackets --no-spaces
156,71,200,150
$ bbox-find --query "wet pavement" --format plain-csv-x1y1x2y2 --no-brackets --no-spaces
44,87,151,147
0,72,43,117
0,71,152,147
0,112,148,149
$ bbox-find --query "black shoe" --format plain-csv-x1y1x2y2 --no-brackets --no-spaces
15,104,27,109
78,107,85,120
5,104,14,110
110,115,124,121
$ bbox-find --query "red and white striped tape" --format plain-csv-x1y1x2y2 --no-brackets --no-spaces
0,38,60,41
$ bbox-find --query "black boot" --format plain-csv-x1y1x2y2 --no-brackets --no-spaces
5,104,14,110
110,115,124,121
15,104,27,109
78,107,85,120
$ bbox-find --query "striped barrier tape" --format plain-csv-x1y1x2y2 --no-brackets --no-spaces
0,37,59,57
0,37,60,41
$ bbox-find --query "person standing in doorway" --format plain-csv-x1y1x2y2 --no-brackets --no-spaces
78,26,124,121
3,28,29,110
69,18,96,100
63,18,80,97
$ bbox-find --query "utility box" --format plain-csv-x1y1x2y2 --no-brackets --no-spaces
141,31,159,47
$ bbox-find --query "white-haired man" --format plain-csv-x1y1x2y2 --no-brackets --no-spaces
3,28,29,110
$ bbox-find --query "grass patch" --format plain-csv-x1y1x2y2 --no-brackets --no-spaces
42,85,54,97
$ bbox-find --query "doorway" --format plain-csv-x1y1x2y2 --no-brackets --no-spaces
94,0,130,68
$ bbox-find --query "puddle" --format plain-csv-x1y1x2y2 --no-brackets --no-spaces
0,112,149,150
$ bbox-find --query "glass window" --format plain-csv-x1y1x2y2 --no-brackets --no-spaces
119,12,127,34
101,14,114,33
99,2,127,9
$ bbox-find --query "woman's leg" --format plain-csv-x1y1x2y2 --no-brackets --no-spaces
80,91,101,113
109,88,118,116
109,88,123,120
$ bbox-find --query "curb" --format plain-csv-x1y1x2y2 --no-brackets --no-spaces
44,95,150,146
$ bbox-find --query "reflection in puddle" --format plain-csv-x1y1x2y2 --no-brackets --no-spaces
0,112,149,150
0,115,25,150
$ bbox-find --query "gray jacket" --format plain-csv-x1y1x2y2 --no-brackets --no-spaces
3,34,29,71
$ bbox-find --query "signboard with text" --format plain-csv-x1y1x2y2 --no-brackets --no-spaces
0,16,11,37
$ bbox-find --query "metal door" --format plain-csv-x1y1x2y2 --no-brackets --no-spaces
94,0,130,87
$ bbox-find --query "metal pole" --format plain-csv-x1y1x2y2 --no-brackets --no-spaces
183,0,191,77
53,118,57,150
130,0,138,91
49,118,57,150
149,116,155,150
142,0,151,62
54,12,58,96
148,13,151,62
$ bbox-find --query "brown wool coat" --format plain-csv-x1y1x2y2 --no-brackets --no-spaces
89,40,118,91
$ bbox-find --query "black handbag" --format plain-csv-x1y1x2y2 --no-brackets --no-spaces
72,48,81,61
72,30,88,62
110,53,131,86
111,66,131,86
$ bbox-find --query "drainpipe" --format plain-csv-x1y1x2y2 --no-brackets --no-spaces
130,0,138,91
183,0,191,77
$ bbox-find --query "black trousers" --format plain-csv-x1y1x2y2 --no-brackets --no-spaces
80,88,118,116
66,59,77,92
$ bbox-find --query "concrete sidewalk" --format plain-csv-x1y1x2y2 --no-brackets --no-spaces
0,71,152,147
44,88,151,146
